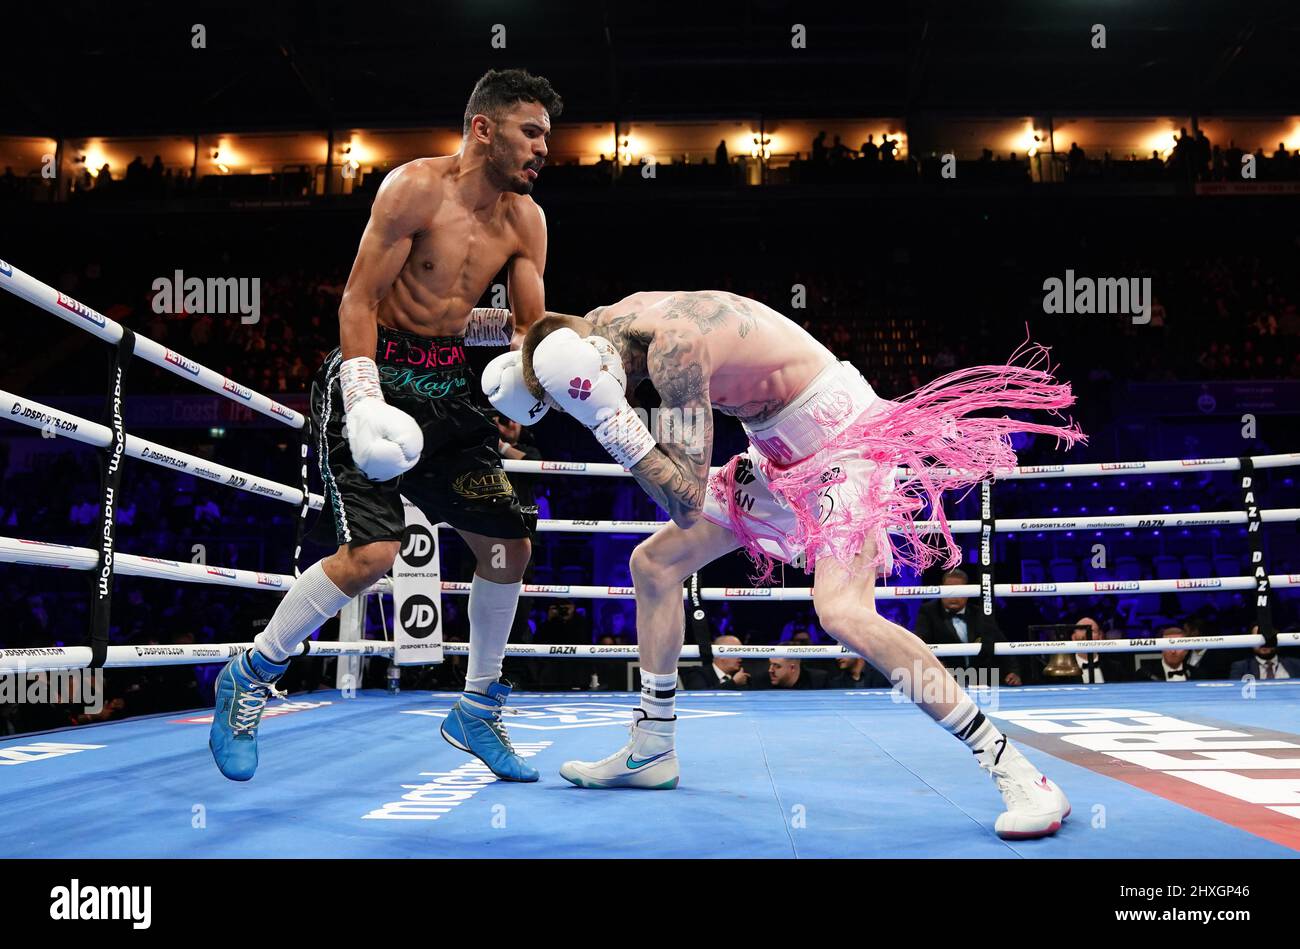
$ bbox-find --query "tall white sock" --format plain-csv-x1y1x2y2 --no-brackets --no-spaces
465,574,522,694
937,695,1009,764
639,670,678,720
253,561,353,663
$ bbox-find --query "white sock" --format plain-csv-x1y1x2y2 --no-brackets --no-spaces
465,574,522,695
253,561,352,663
639,670,678,720
937,696,1008,763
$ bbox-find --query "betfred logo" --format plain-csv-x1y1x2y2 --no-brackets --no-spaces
1017,465,1064,474
1181,458,1227,467
606,586,635,596
724,588,771,597
540,462,588,472
56,292,106,328
892,586,942,597
206,567,237,580
222,378,253,401
1176,578,1221,589
255,573,283,588
1100,462,1148,470
528,585,571,595
1010,583,1058,593
270,401,295,420
1093,581,1140,592
139,556,180,567
164,350,201,375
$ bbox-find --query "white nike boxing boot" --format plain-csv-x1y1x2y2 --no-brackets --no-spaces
981,741,1071,839
560,710,679,789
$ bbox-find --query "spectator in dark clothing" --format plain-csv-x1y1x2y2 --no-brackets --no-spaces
764,657,826,690
680,634,753,689
590,635,630,691
914,569,1021,686
826,656,890,689
860,135,878,161
715,139,729,167
812,131,828,163
1183,615,1239,679
534,599,593,689
1065,616,1131,685
1137,628,1197,681
1229,632,1300,680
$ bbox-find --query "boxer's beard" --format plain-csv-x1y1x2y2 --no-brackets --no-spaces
486,140,532,195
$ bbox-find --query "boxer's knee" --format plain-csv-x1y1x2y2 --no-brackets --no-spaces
629,538,686,591
475,536,530,582
327,541,398,595
813,589,878,647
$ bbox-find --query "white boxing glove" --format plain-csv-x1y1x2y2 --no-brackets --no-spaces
339,356,423,481
482,350,556,425
533,327,655,468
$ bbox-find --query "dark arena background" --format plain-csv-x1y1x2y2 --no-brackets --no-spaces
0,0,1298,909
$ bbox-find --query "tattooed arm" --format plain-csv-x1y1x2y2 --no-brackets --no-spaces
629,323,715,528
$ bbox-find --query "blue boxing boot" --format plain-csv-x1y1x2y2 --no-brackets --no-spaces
440,681,539,781
209,648,289,781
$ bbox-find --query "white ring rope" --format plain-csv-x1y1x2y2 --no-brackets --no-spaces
4,633,1298,674
4,534,1298,602
0,389,323,509
0,259,304,427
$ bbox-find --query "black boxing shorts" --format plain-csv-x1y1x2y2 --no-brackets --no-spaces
310,324,534,546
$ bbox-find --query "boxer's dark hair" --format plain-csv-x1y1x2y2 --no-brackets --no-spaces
464,69,563,135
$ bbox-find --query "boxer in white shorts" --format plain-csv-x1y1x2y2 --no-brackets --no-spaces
484,290,1086,839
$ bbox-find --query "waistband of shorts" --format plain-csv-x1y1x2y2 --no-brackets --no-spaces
375,324,470,371
743,361,877,465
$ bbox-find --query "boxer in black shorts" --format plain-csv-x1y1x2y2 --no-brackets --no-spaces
209,68,559,785
312,325,534,546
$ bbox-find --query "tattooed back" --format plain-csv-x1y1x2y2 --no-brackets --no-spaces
588,290,838,425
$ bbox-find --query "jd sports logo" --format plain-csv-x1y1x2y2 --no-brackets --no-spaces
400,524,436,567
734,457,756,486
400,596,439,638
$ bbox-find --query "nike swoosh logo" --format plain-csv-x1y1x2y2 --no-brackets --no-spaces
626,751,671,770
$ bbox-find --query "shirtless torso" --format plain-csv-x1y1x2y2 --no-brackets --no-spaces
339,149,547,360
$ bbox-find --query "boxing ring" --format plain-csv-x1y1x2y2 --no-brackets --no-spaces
2,258,1299,858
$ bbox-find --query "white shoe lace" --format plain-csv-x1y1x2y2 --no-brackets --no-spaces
232,679,285,738
985,764,1035,810
483,707,520,755
589,720,640,768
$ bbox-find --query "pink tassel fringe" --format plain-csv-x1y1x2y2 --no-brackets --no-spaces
711,340,1088,584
